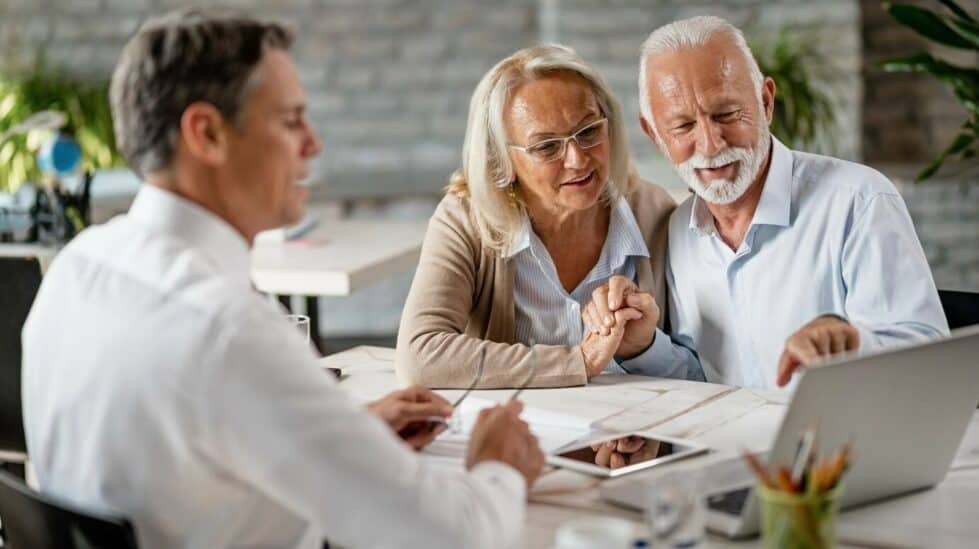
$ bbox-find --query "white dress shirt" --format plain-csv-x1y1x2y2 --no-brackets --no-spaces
509,197,702,379
22,184,525,549
646,137,949,389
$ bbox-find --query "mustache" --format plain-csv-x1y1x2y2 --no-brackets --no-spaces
682,147,753,170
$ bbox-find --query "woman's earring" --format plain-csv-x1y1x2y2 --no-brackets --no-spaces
508,182,518,209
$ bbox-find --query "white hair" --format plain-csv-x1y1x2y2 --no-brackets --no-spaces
446,44,634,253
638,16,764,137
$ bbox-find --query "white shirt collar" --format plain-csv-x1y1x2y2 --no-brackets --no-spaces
505,216,532,259
503,197,649,261
689,136,794,235
127,184,251,284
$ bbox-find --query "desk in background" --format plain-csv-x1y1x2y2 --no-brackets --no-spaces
0,210,429,354
251,212,427,351
319,346,979,549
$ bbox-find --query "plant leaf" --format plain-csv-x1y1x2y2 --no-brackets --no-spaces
881,52,979,109
938,0,976,23
945,15,979,49
884,3,976,49
917,131,976,181
0,60,123,192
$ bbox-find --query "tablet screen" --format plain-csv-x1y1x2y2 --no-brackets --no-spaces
557,435,698,470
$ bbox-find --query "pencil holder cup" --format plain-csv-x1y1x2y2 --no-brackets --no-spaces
757,484,842,549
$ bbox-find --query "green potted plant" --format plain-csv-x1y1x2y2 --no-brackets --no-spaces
752,29,838,153
881,0,979,181
0,58,123,194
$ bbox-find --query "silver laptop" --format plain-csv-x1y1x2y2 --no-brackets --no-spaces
600,325,979,538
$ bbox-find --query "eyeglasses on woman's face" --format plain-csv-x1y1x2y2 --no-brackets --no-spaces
508,117,609,164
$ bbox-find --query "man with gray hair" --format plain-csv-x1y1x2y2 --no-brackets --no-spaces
584,15,948,389
22,10,542,548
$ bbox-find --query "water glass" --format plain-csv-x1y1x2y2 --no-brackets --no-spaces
286,314,311,344
644,467,707,548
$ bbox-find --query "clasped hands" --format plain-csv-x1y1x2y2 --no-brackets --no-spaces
579,275,660,378
580,275,860,386
591,435,658,469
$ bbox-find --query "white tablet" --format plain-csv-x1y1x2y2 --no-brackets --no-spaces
546,433,708,478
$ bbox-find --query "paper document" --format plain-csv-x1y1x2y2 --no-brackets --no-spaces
422,397,598,465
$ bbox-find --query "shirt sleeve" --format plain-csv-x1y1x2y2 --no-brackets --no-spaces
841,192,950,352
198,300,526,549
617,258,705,381
617,329,705,381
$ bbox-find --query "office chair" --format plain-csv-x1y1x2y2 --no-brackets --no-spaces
938,289,979,330
0,257,43,459
0,470,138,548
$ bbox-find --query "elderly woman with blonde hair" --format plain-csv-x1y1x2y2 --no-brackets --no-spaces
396,44,703,388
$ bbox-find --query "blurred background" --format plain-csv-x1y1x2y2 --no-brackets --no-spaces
2,0,977,349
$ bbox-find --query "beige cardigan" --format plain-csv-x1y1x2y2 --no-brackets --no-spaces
396,180,677,389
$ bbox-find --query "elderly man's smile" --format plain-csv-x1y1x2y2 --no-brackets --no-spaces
695,162,738,182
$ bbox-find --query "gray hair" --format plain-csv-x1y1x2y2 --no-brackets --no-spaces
446,44,633,253
638,16,763,135
110,10,293,177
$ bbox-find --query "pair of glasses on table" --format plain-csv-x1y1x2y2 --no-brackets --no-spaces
427,346,537,433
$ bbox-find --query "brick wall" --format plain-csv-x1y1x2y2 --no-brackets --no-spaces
1,0,861,199
3,1,974,334
861,0,979,292
0,0,541,199
887,167,979,292
0,0,870,335
860,0,979,164
555,0,863,173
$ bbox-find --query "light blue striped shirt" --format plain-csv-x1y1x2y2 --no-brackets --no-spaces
508,197,701,378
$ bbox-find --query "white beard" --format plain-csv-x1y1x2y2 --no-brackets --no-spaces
672,128,771,205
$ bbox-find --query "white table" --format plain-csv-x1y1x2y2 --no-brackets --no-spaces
1,208,429,296
250,215,428,297
0,244,57,272
250,212,427,350
319,346,979,549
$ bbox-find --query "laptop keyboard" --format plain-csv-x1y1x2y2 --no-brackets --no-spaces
707,486,752,516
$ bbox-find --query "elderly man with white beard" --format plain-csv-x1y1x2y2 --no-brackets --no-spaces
582,16,949,390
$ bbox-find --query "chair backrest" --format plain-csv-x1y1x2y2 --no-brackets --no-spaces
939,289,979,330
0,257,43,454
0,471,138,548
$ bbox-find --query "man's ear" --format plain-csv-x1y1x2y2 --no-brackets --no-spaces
640,114,657,143
639,114,669,155
178,101,230,167
761,76,776,125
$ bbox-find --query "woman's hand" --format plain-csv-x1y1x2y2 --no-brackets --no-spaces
579,306,642,378
582,275,660,360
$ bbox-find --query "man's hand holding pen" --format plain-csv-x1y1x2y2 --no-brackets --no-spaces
368,386,452,450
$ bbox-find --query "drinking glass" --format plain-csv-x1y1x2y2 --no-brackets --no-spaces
644,467,707,548
286,314,311,344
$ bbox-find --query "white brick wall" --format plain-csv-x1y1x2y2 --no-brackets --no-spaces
896,173,979,292
1,0,862,199
3,0,973,336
